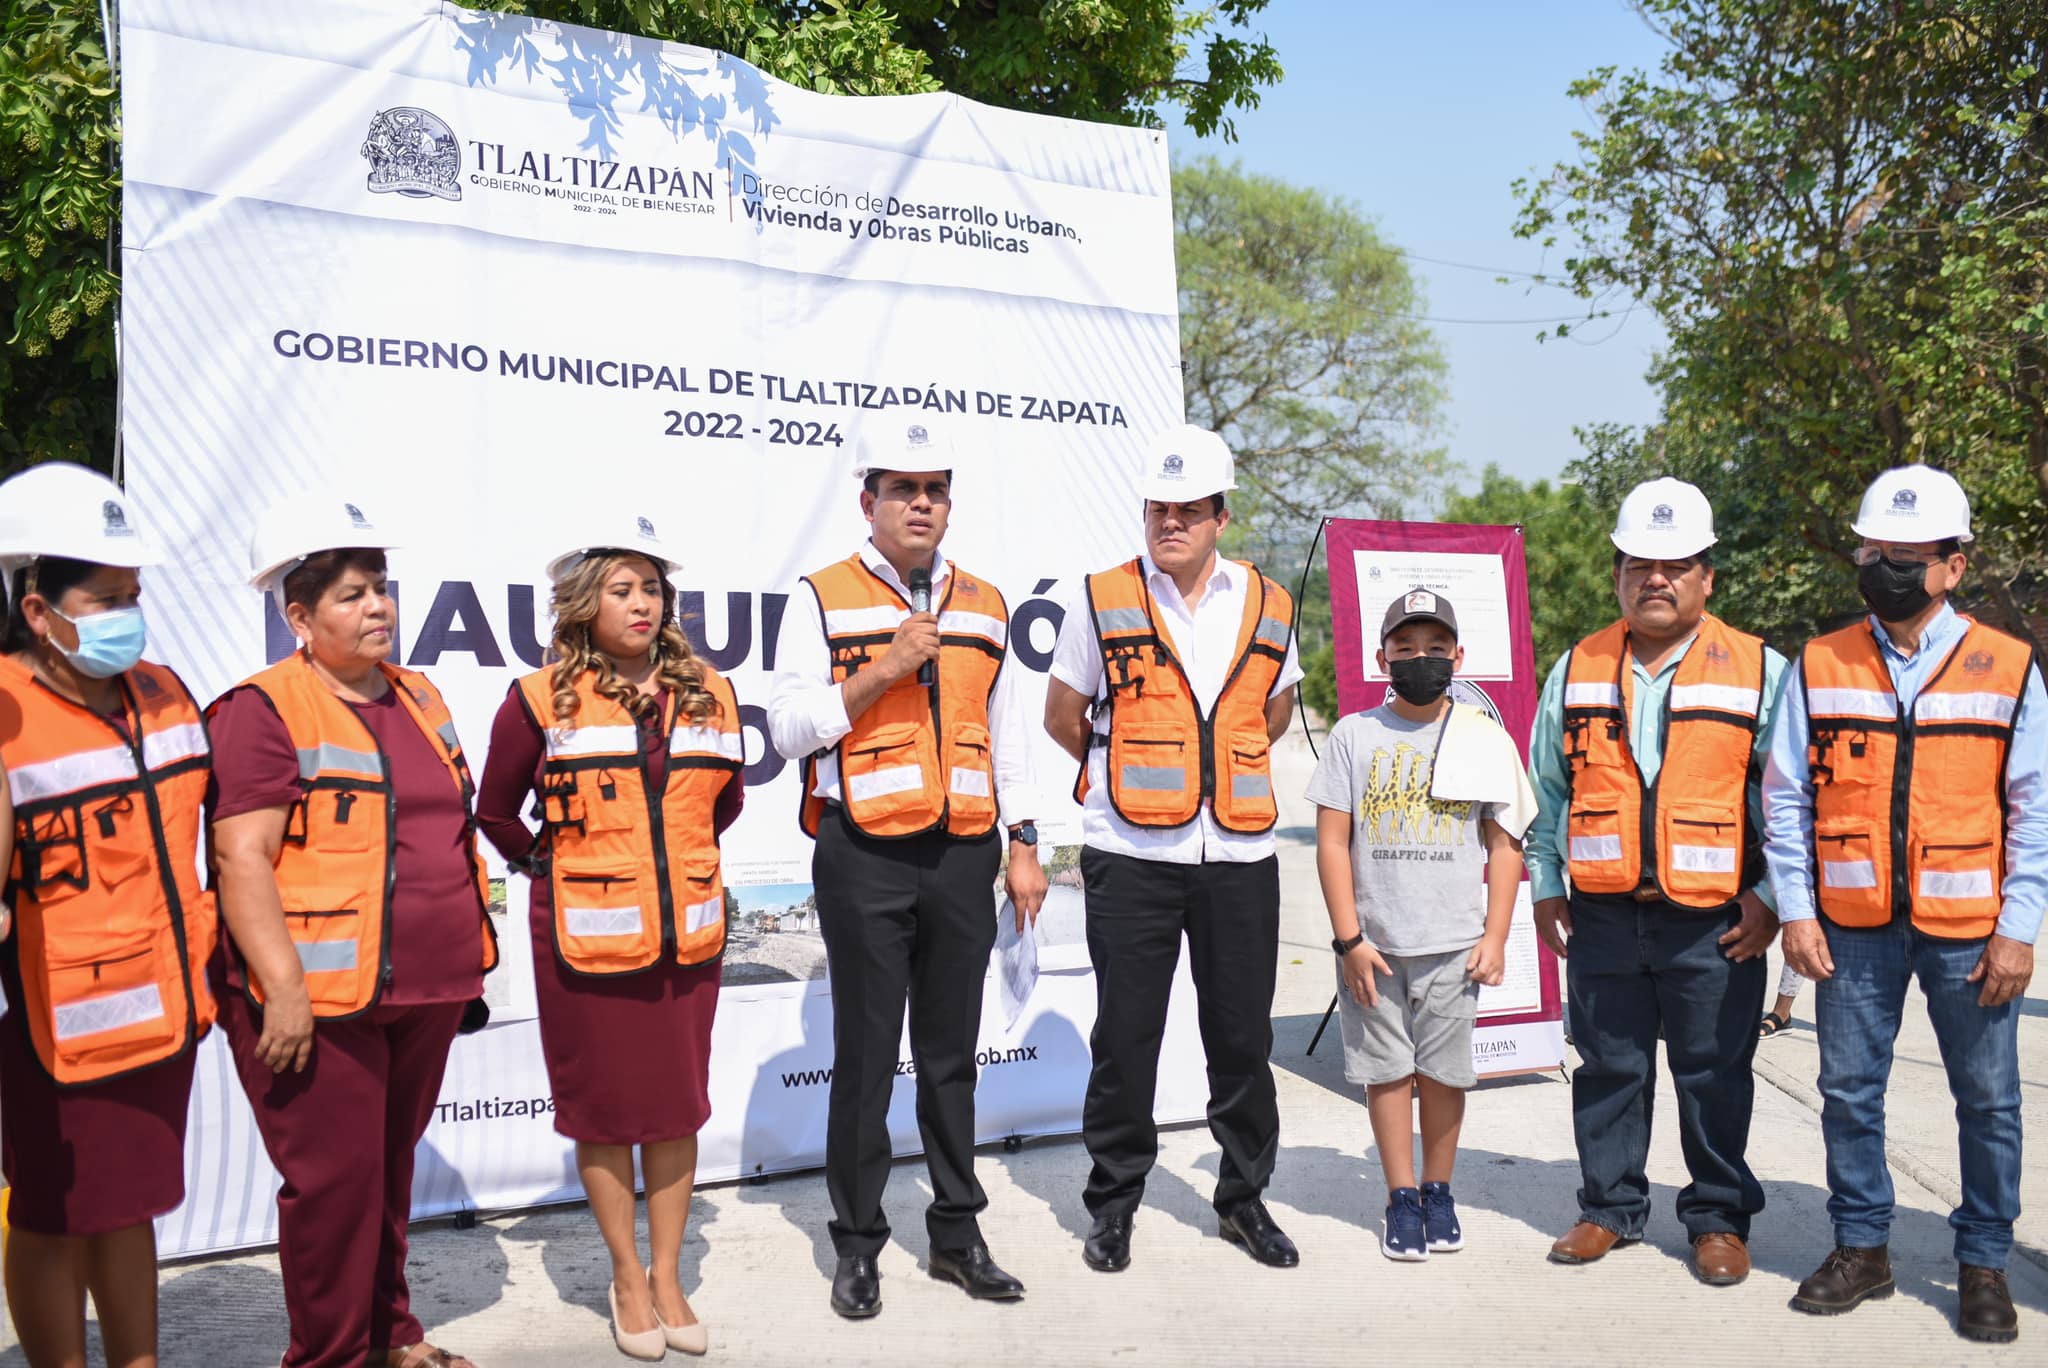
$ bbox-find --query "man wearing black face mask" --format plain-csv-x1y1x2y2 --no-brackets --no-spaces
1762,465,2044,1344
1525,477,1789,1288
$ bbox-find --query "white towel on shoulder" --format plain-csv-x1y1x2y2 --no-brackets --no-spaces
1429,702,1539,839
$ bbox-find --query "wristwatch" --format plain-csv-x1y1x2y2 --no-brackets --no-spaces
1008,822,1039,847
1332,932,1366,957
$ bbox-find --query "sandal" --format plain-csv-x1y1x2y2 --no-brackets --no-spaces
387,1344,478,1368
1758,1012,1790,1038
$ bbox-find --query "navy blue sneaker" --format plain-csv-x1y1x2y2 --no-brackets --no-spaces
1421,1181,1464,1252
1382,1187,1428,1262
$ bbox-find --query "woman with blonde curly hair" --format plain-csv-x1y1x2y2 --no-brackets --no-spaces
477,512,743,1361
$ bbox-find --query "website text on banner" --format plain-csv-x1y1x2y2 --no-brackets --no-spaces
1323,519,1565,1077
119,0,1208,1257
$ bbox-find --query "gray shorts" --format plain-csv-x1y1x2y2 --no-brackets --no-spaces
1336,948,1481,1089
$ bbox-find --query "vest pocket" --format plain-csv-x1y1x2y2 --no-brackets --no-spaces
1813,817,1886,922
46,938,179,1073
1217,729,1276,825
553,858,658,972
842,721,939,828
676,854,726,942
1908,833,2000,933
1109,722,1193,822
1565,802,1631,891
1659,801,1743,900
306,789,376,853
945,722,998,829
277,885,370,1009
578,770,638,832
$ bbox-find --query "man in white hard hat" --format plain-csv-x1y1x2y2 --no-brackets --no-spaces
766,422,1045,1319
1763,465,2044,1343
1043,424,1302,1273
1525,476,1788,1285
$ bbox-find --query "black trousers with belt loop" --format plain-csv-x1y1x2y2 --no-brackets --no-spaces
813,803,1003,1259
1079,847,1282,1220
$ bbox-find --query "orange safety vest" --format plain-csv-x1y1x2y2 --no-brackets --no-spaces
1074,557,1294,833
516,664,743,974
1801,617,2033,940
0,656,217,1086
214,654,499,1018
798,555,1009,840
1561,615,1767,908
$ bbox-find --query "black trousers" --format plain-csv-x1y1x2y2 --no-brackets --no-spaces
1565,891,1768,1239
813,805,1002,1258
1080,847,1281,1219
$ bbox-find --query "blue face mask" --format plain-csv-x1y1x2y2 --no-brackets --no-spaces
49,605,149,679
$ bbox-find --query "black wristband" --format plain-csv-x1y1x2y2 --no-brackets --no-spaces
1332,932,1366,957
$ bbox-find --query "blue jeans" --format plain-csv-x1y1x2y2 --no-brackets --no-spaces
1814,918,2023,1269
1565,894,1768,1239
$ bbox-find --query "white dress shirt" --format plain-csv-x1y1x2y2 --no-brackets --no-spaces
1049,553,1303,864
767,542,1039,828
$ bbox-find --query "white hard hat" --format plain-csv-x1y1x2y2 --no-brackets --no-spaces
249,490,399,593
852,421,957,482
1611,477,1717,560
544,507,683,585
0,462,164,578
1137,424,1236,503
1851,464,1973,544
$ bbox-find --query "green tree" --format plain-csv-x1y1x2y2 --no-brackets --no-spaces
1441,465,1613,673
1516,0,2047,649
1,1,1282,476
1179,157,1450,559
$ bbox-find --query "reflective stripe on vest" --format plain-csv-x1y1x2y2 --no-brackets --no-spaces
227,655,499,1019
516,664,741,974
1,657,217,1086
798,554,1008,840
1801,618,2031,939
1560,615,1766,908
1074,557,1292,834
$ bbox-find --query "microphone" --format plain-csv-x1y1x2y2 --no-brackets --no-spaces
908,566,935,687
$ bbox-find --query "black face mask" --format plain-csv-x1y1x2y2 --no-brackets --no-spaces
1858,555,1935,623
1387,655,1454,705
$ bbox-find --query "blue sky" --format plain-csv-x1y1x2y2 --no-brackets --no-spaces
1169,1,1675,493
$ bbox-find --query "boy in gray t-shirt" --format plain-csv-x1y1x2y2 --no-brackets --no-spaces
1305,589,1531,1263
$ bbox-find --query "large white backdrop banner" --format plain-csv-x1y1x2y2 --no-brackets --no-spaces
120,0,1200,1258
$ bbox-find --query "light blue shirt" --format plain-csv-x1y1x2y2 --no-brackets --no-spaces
1761,602,2048,944
1526,631,1789,908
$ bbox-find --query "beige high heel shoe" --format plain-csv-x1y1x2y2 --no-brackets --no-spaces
609,1280,666,1361
649,1270,708,1356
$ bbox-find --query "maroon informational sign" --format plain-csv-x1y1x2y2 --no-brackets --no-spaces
1324,518,1564,1076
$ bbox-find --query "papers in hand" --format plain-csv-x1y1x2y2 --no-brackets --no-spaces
994,898,1039,1031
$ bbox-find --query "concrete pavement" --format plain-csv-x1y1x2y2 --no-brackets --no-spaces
9,727,2044,1365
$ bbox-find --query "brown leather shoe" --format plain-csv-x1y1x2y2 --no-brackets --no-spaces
1548,1221,1634,1265
1691,1232,1750,1285
1958,1265,2018,1344
1791,1244,1894,1314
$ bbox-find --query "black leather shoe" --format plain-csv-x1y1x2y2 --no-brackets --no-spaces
1083,1213,1133,1272
1958,1264,2018,1343
927,1241,1025,1300
1218,1199,1300,1268
1790,1244,1893,1315
830,1255,882,1319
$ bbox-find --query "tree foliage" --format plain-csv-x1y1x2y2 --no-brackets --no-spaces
1516,0,2047,649
1442,465,1615,672
1180,156,1450,560
0,0,1281,477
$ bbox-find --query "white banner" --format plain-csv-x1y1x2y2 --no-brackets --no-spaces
122,0,1194,1256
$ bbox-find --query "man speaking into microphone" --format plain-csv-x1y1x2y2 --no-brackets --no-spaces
768,422,1047,1319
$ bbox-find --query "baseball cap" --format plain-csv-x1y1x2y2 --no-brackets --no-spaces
1381,588,1458,642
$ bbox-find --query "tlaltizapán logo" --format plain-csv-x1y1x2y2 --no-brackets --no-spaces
357,106,717,220
361,108,462,201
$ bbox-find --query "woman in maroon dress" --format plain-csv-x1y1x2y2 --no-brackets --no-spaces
478,512,741,1361
209,492,496,1368
0,464,213,1368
